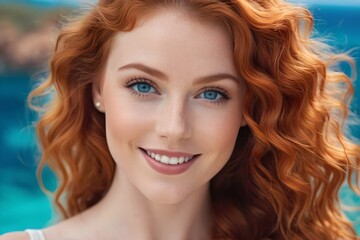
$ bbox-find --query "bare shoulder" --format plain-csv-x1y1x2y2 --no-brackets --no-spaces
0,231,28,240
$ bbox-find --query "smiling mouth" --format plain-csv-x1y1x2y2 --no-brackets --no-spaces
139,148,200,165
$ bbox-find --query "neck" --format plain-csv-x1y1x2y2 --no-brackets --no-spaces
86,168,213,240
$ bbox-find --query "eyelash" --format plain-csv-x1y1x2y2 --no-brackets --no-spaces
123,77,231,105
123,77,159,97
198,87,230,105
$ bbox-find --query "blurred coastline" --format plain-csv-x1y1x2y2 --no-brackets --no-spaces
0,4,74,72
0,3,77,233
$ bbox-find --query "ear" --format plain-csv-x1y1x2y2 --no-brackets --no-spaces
92,80,105,112
240,115,247,127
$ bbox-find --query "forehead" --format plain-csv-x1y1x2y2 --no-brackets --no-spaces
105,8,237,77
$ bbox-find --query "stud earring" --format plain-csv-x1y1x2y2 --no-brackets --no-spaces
95,102,101,109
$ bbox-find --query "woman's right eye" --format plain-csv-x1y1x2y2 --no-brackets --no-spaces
131,82,157,94
123,78,159,96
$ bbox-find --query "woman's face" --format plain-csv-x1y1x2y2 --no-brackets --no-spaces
94,9,245,203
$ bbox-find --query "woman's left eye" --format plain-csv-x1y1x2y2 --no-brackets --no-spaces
198,89,228,101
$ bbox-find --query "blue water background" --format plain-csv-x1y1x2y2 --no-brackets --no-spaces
0,3,360,234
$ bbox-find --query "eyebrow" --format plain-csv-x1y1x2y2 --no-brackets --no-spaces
118,63,240,85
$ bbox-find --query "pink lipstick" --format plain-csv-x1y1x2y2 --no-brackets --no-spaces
140,148,199,175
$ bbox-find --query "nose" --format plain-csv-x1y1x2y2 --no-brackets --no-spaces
155,96,192,143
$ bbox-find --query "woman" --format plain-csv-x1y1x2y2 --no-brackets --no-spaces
2,0,359,239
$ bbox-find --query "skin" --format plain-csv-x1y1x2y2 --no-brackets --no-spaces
1,8,245,240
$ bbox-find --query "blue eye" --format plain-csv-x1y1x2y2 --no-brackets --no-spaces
132,82,156,94
200,90,223,101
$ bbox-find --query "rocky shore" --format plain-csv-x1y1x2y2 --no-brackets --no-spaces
0,4,74,72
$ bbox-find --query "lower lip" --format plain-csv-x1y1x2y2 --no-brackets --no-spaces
140,149,197,175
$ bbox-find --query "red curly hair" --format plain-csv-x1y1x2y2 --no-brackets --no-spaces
29,0,360,239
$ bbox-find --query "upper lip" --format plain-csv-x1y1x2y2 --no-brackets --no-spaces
140,148,198,158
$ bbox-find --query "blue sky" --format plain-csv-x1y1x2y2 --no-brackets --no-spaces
291,0,360,6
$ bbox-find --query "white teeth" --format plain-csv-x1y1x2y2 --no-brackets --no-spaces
160,155,170,164
169,157,178,165
145,150,194,165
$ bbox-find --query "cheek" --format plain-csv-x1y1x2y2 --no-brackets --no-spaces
195,106,241,152
106,103,145,135
102,92,155,161
192,106,242,175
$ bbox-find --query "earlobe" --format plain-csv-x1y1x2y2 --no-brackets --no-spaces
94,101,102,110
240,116,247,127
92,81,104,112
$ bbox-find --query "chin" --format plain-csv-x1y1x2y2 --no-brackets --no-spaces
140,184,193,205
